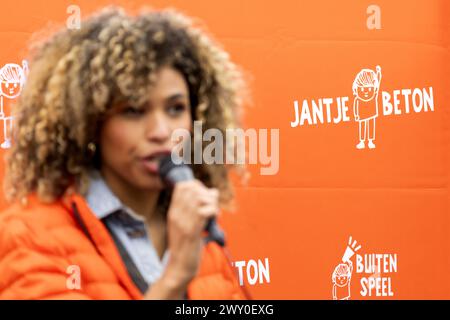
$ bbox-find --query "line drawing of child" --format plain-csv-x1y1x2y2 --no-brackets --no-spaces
331,236,361,300
352,65,382,150
0,60,28,149
332,261,353,300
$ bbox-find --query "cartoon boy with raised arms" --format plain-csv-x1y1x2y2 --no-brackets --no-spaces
0,61,28,148
352,65,382,150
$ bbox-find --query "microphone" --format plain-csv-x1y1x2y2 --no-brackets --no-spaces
158,154,226,247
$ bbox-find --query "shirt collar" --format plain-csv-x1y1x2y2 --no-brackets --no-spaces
85,169,145,222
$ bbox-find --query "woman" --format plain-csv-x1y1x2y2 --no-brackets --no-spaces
0,6,250,300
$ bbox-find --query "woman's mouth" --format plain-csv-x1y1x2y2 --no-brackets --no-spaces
140,151,171,174
142,159,159,174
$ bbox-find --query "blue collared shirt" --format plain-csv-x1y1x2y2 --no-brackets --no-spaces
85,170,170,286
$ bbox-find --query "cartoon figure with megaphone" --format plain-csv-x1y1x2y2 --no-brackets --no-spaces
332,236,361,300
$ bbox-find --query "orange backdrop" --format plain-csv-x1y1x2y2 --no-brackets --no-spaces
0,0,448,299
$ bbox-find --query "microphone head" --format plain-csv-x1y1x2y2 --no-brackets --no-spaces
158,154,194,186
158,154,179,180
158,154,225,247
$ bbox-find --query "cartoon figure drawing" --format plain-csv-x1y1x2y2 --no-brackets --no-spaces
332,261,353,300
352,65,382,150
332,236,361,300
0,60,28,149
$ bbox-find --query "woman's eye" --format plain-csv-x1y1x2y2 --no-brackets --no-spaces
122,106,145,117
167,103,187,116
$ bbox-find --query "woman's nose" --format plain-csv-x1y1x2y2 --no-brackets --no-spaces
145,112,171,143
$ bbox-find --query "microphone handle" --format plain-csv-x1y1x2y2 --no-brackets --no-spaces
205,218,226,247
161,162,226,247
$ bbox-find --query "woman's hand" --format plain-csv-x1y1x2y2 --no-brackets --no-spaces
145,180,219,299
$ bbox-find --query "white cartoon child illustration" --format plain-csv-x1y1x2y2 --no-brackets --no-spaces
0,60,28,149
332,261,353,300
352,65,382,150
332,236,361,300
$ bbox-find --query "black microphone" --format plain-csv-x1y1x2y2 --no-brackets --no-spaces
158,154,226,247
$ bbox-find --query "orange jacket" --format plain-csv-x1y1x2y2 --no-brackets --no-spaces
0,192,249,300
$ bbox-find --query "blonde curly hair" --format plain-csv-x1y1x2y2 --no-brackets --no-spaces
3,6,249,210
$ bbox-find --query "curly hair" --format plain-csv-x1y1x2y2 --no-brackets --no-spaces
3,6,250,211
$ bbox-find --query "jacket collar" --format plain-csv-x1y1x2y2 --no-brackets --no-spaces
61,191,143,299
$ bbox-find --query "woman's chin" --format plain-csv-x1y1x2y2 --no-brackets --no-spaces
139,175,165,191
123,170,165,192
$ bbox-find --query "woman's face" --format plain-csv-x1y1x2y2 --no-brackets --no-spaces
99,66,192,191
